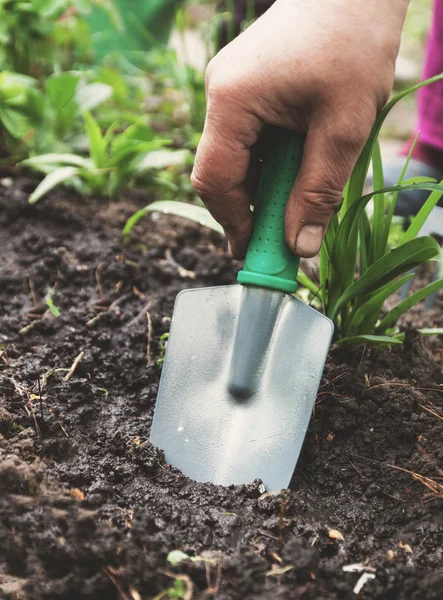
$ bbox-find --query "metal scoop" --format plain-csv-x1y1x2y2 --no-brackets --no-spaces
150,128,334,491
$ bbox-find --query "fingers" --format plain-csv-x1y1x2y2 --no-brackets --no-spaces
191,84,262,258
285,111,374,257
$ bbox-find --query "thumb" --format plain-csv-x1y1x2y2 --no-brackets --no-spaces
284,115,372,258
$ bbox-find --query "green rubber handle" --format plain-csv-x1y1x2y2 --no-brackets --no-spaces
237,127,304,293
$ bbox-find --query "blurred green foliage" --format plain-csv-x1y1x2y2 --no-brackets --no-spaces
0,0,215,202
403,0,432,46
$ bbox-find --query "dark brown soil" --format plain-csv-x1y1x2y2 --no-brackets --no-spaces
0,178,442,600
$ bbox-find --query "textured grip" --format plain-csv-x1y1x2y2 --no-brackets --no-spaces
237,127,304,293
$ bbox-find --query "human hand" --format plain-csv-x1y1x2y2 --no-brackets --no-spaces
191,0,409,258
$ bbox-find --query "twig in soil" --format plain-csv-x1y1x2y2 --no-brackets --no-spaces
165,248,196,280
366,381,443,394
353,572,376,595
9,377,42,439
419,404,443,421
59,422,70,437
64,351,84,382
18,320,40,336
0,344,9,364
86,291,132,327
258,530,280,542
313,391,346,415
351,454,443,500
265,565,294,577
125,299,153,329
416,443,443,477
95,264,105,299
103,567,133,600
205,560,222,595
133,286,149,301
29,278,39,307
37,375,43,422
387,464,443,499
146,311,153,365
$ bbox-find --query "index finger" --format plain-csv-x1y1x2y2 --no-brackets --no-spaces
191,94,262,258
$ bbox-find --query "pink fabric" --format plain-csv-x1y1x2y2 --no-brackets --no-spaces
418,0,443,151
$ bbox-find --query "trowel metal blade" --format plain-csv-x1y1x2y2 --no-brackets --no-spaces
150,284,333,492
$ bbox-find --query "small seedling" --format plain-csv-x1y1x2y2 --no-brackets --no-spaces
156,332,169,368
22,113,189,202
167,550,189,567
45,288,60,317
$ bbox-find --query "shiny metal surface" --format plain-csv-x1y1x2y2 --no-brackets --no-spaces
150,284,333,491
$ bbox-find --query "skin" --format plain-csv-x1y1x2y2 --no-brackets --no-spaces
191,0,410,259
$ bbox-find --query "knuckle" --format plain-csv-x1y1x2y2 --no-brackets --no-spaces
299,186,343,216
190,170,227,198
190,171,213,196
330,118,372,155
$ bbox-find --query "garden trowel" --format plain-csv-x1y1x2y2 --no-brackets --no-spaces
150,128,334,491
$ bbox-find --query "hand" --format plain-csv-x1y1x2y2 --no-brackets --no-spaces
191,0,409,258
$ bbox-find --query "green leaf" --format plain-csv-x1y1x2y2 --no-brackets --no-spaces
28,166,79,204
0,106,36,140
75,82,113,111
296,269,322,299
21,153,92,169
346,73,443,213
116,123,156,143
370,140,385,263
168,579,186,599
106,140,167,169
377,277,443,332
123,201,224,238
336,334,402,347
83,111,106,168
382,132,422,250
167,550,189,567
401,181,443,244
394,328,443,342
336,74,443,315
45,73,80,139
347,273,414,334
31,0,66,18
134,149,190,172
330,236,440,321
332,183,443,278
45,297,60,317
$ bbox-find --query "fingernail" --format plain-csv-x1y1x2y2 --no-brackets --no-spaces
295,224,324,256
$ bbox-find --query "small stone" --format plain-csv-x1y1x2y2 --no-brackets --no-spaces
398,541,413,554
328,529,344,542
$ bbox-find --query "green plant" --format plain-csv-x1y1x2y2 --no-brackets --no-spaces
0,70,114,157
124,76,443,346
45,287,60,317
0,0,93,76
0,72,45,154
22,112,191,201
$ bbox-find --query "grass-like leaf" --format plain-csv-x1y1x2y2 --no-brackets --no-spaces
346,273,414,334
336,334,402,347
28,166,79,204
21,153,92,169
394,328,443,342
330,236,440,321
83,111,107,168
123,200,224,239
377,277,443,332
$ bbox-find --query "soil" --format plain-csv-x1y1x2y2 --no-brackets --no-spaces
0,178,442,600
